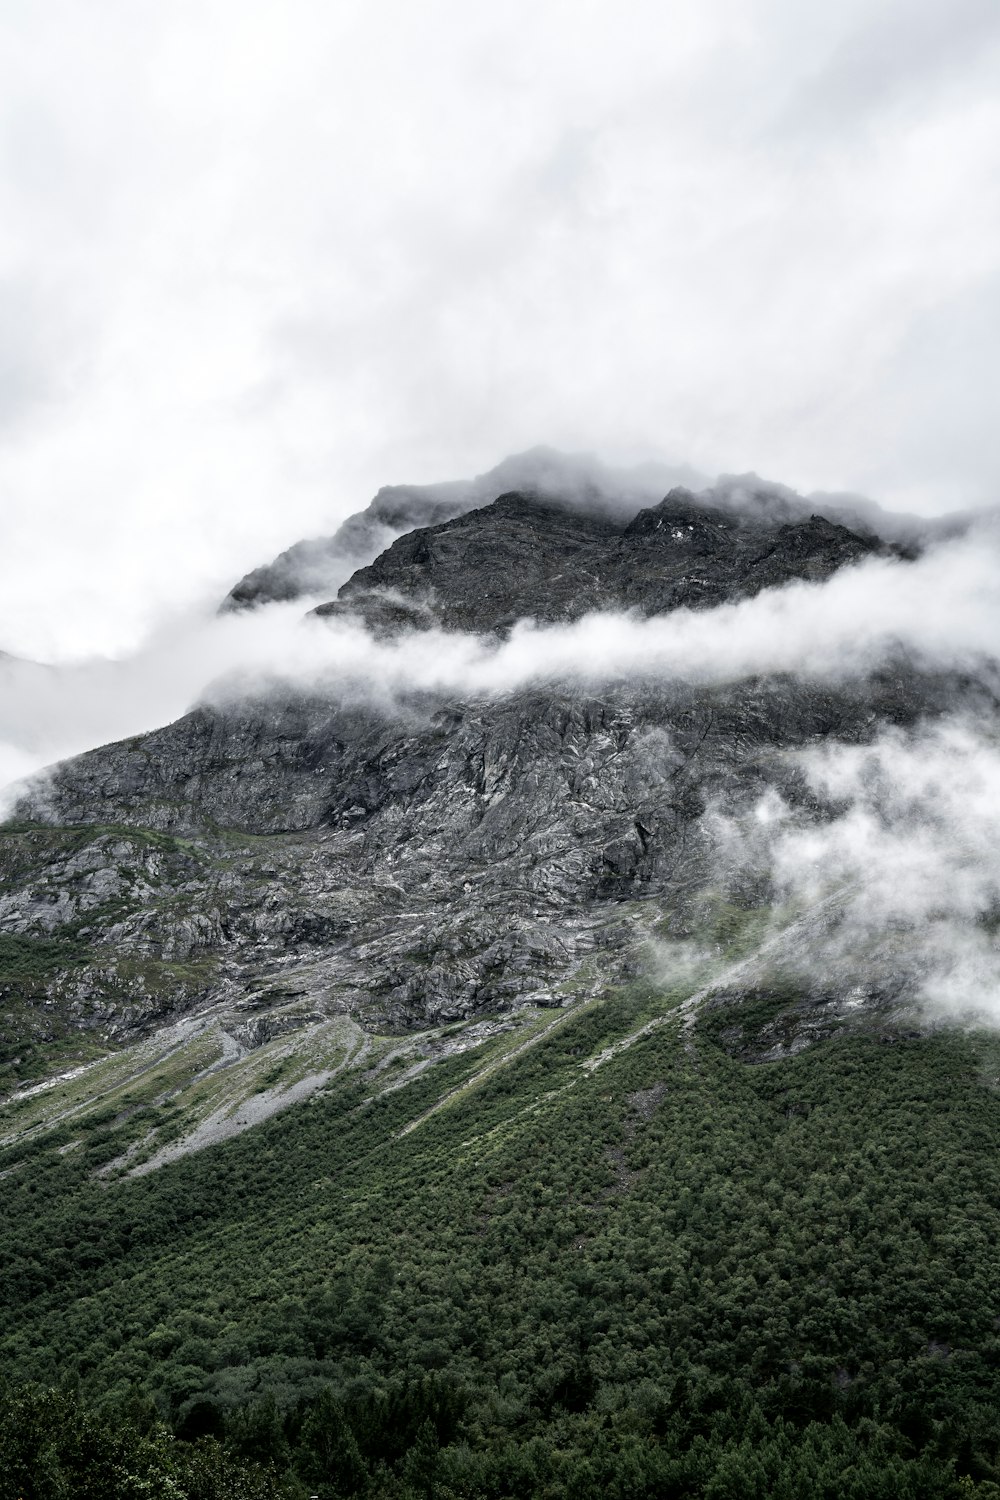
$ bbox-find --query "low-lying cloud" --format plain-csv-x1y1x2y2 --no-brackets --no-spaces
3,520,1000,818
706,714,1000,1025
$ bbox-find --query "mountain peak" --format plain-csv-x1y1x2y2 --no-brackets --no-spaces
324,480,883,637
219,449,708,613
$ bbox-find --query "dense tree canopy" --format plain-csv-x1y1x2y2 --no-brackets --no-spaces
3,989,1000,1497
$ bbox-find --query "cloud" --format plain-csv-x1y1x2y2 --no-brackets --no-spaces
782,0,1000,134
211,519,1000,702
1,2,999,659
705,714,1000,1025
3,518,1000,815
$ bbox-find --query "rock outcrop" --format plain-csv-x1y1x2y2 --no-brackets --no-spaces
220,446,705,612
325,487,886,636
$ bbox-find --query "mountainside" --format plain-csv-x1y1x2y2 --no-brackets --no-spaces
2,481,949,1089
3,459,1000,1497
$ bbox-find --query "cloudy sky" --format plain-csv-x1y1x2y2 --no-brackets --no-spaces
1,0,1000,662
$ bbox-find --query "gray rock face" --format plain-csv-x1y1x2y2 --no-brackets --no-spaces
1,468,984,1057
219,447,707,612
329,487,886,635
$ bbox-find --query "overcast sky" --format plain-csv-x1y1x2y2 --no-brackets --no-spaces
2,0,1000,661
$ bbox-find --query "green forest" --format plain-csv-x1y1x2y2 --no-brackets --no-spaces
3,983,1000,1497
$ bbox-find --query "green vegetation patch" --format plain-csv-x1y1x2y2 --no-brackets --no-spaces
2,986,1000,1495
0,931,91,987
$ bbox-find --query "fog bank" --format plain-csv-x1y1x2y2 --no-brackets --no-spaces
708,715,1000,1026
3,520,1000,811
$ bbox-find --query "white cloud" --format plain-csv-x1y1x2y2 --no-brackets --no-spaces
0,1,999,659
716,715,1000,1025
3,519,1000,811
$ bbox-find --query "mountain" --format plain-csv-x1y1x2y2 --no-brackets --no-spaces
218,446,967,619
2,459,1000,1498
219,447,709,613
1,480,932,1067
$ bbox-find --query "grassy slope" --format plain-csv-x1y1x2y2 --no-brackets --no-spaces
3,969,1000,1493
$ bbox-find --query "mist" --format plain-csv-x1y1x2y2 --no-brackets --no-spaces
704,714,1000,1027
4,515,1000,809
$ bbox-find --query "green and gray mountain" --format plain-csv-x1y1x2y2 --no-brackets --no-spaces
2,456,1000,1498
